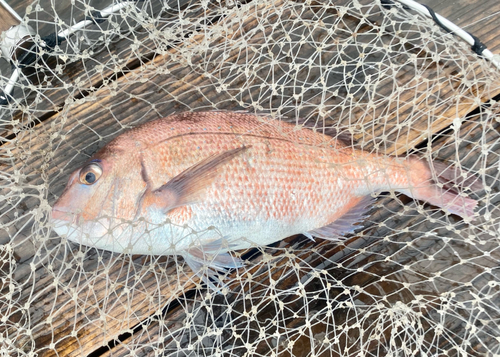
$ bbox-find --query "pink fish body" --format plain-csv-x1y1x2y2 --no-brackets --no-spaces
51,112,480,284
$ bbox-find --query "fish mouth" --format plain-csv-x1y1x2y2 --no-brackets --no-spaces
50,207,81,225
50,213,116,251
50,208,76,238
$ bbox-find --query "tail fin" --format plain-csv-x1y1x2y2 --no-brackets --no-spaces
404,157,483,220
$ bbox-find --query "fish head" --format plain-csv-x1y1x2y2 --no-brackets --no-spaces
50,151,146,245
52,158,110,220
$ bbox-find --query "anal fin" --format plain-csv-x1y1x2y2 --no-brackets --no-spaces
307,195,373,240
302,232,315,241
182,240,244,292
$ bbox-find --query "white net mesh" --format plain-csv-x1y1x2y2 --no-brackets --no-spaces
1,0,500,356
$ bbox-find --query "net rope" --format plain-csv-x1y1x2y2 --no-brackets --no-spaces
0,0,499,356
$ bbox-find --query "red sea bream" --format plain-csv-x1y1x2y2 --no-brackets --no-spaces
51,112,480,285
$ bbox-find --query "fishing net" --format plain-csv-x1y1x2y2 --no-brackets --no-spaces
1,0,500,356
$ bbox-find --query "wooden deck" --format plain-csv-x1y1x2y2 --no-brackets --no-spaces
1,0,500,356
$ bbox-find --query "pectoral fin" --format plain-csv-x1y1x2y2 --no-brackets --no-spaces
152,146,250,212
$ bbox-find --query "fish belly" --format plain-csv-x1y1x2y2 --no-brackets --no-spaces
181,167,364,250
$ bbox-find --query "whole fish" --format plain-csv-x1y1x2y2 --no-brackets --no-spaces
51,112,481,285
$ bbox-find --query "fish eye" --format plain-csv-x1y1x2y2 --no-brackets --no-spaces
79,163,103,185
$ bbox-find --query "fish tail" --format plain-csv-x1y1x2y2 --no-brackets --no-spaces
402,156,483,219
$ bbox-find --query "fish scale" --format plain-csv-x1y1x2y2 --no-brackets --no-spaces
51,111,481,289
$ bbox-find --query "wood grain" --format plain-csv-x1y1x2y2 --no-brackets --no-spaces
0,0,499,356
103,103,500,357
1,0,212,137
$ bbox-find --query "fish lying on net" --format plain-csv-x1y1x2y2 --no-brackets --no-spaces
50,111,481,287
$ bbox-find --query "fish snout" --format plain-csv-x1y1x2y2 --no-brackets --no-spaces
50,206,82,239
51,206,78,223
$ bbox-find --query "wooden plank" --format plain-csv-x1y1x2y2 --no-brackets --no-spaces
1,0,499,356
1,0,114,108
0,4,21,33
2,0,500,139
320,0,500,154
104,103,500,357
94,2,500,354
1,0,214,137
418,0,500,53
